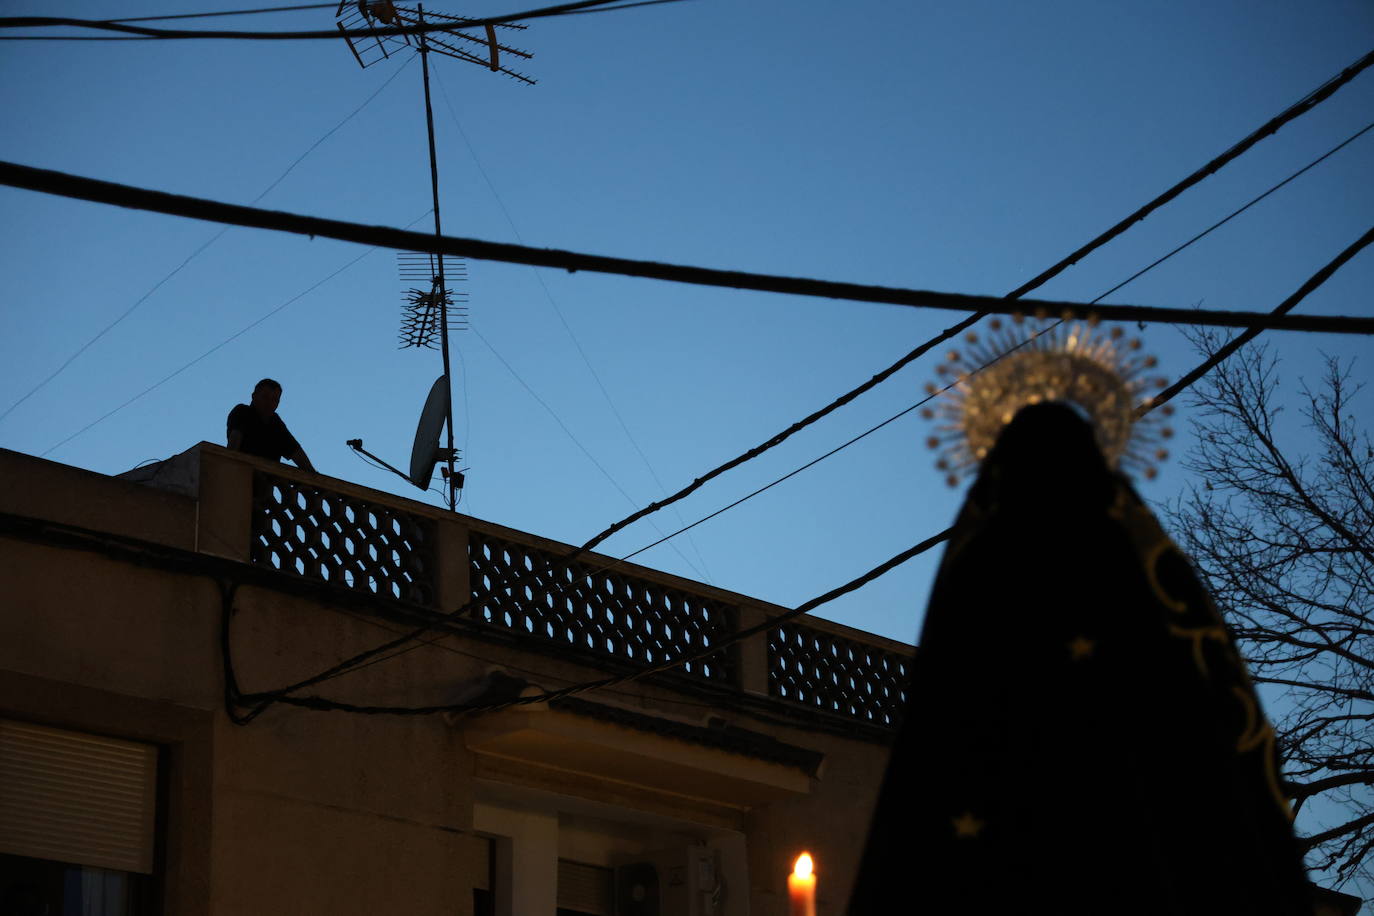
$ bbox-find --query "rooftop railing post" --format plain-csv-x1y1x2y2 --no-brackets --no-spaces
433,514,471,615
734,603,773,698
195,445,253,562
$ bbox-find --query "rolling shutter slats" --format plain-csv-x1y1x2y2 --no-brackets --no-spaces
557,859,613,915
0,720,158,874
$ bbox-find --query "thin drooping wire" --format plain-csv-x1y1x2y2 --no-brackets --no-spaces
0,56,413,426
240,219,1374,719
126,45,1369,716
1146,224,1374,416
217,68,1373,718
232,122,1374,708
40,210,434,457
471,326,712,581
341,338,1036,683
614,119,1374,557
230,525,950,719
8,158,1374,335
621,117,1374,560
0,0,681,40
431,66,714,581
1094,118,1374,305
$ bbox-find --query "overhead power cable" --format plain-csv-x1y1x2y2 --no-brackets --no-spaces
0,56,414,427
228,526,951,719
0,0,679,40
350,177,1360,673
0,35,155,41
1005,47,1373,297
358,117,1374,680
233,219,1374,720
1144,225,1374,416
2,160,1371,336
210,51,1374,717
627,208,1374,565
1095,118,1374,305
108,3,338,23
574,125,1374,601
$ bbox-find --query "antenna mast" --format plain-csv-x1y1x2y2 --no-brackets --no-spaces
416,5,459,510
335,0,535,509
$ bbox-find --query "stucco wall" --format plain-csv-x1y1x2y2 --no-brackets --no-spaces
0,445,904,915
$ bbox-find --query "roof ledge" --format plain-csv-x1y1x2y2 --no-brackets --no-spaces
461,698,818,810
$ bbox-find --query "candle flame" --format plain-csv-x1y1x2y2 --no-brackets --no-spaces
793,853,814,878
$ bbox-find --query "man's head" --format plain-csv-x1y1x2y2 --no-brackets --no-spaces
251,378,282,414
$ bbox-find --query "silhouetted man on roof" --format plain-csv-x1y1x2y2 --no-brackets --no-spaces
227,378,315,472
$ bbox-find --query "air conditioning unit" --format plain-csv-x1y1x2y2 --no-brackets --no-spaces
615,844,723,916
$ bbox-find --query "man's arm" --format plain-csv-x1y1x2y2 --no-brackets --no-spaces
289,447,316,473
227,404,248,451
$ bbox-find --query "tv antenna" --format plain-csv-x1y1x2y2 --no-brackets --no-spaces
336,0,534,510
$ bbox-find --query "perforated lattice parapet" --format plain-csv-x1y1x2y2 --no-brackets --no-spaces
768,622,909,727
469,531,736,683
251,474,435,605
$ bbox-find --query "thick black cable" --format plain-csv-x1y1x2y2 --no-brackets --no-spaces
1001,47,1374,300
1095,119,1374,305
109,3,338,23
235,527,951,717
0,0,674,39
0,35,156,41
204,51,1374,715
235,223,1374,719
233,220,1374,717
2,160,1371,335
1144,224,1374,416
273,113,1374,682
317,592,890,734
339,323,1055,680
629,220,1374,565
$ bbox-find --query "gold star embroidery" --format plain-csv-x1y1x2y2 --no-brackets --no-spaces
952,811,984,839
1068,635,1095,660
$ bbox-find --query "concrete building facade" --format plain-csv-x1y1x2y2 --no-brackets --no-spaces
0,444,911,915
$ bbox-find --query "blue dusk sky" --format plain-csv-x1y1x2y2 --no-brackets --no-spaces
2,0,1373,896
2,1,1370,641
2,10,1372,640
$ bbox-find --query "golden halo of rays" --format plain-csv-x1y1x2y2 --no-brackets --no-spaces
920,312,1175,486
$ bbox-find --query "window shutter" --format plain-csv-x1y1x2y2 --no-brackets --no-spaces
0,719,158,874
557,859,613,915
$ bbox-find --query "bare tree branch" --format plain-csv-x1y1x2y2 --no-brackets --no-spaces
1166,332,1373,880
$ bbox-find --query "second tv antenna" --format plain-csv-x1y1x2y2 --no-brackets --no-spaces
336,1,534,510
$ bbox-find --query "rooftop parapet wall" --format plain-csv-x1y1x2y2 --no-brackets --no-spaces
0,447,196,551
5,443,915,734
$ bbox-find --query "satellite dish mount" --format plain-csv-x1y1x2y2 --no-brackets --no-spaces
334,1,533,509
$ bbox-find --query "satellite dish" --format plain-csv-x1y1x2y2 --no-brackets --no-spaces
409,374,450,489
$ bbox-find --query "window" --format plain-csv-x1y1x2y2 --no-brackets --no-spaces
0,720,159,915
557,859,613,916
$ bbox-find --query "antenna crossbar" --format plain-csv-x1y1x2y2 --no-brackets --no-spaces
336,1,537,82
